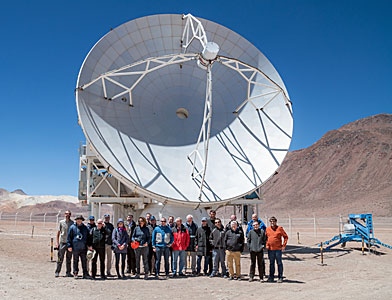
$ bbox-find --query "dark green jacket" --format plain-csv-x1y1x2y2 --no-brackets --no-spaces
247,228,266,252
88,226,111,249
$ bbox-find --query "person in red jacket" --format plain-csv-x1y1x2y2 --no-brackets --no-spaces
265,216,288,283
171,217,190,277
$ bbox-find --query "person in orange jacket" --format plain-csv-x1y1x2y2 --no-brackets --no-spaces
265,216,288,283
171,217,190,277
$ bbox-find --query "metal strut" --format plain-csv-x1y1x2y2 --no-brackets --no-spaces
188,64,213,200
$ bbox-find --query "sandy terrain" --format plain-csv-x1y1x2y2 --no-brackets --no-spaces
0,221,391,300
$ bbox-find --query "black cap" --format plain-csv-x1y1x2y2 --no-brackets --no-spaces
75,215,85,221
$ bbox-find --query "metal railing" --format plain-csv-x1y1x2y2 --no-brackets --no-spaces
1,212,392,236
0,211,87,228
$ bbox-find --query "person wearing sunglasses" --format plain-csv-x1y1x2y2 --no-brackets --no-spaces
147,216,158,276
247,221,267,282
171,217,190,277
87,219,111,279
225,220,245,280
209,218,227,278
152,217,174,278
55,210,74,278
266,217,288,283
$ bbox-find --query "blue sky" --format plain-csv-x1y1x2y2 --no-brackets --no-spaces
0,0,390,195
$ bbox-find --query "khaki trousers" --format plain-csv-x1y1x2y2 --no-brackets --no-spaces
226,250,241,277
105,244,113,275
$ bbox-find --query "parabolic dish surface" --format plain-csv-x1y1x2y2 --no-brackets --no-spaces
76,14,293,204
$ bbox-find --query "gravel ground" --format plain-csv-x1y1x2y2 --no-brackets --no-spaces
0,223,391,300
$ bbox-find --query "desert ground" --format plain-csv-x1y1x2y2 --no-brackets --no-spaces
0,221,391,300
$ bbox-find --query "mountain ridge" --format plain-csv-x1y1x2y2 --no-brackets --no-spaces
260,113,392,216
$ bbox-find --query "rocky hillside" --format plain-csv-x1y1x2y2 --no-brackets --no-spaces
0,189,79,212
260,113,392,217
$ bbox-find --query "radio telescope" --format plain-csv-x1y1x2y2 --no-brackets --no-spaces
76,14,293,220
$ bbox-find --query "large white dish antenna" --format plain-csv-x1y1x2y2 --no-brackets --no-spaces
76,14,293,206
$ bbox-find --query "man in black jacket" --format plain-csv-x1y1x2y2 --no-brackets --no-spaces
209,218,227,278
225,221,244,280
195,217,211,276
224,215,244,234
126,214,136,274
88,218,111,279
103,214,114,276
247,221,266,282
147,216,157,275
206,210,216,274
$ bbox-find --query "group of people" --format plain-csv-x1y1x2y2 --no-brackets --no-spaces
55,209,288,282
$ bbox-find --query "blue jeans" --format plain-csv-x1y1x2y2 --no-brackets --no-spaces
212,249,226,275
268,250,283,279
172,250,186,275
197,255,210,274
155,247,170,276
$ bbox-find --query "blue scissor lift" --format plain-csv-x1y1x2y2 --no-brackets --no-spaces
321,214,392,250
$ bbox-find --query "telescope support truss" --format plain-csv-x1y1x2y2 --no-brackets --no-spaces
181,13,208,50
188,65,213,200
79,53,198,106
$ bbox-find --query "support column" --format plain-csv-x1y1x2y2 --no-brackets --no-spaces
91,202,99,219
113,204,120,224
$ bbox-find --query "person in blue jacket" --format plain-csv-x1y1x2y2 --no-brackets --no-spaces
246,214,266,237
67,215,91,279
112,218,129,279
152,217,174,278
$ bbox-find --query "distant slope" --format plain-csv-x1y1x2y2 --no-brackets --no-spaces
260,113,392,217
0,189,79,212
